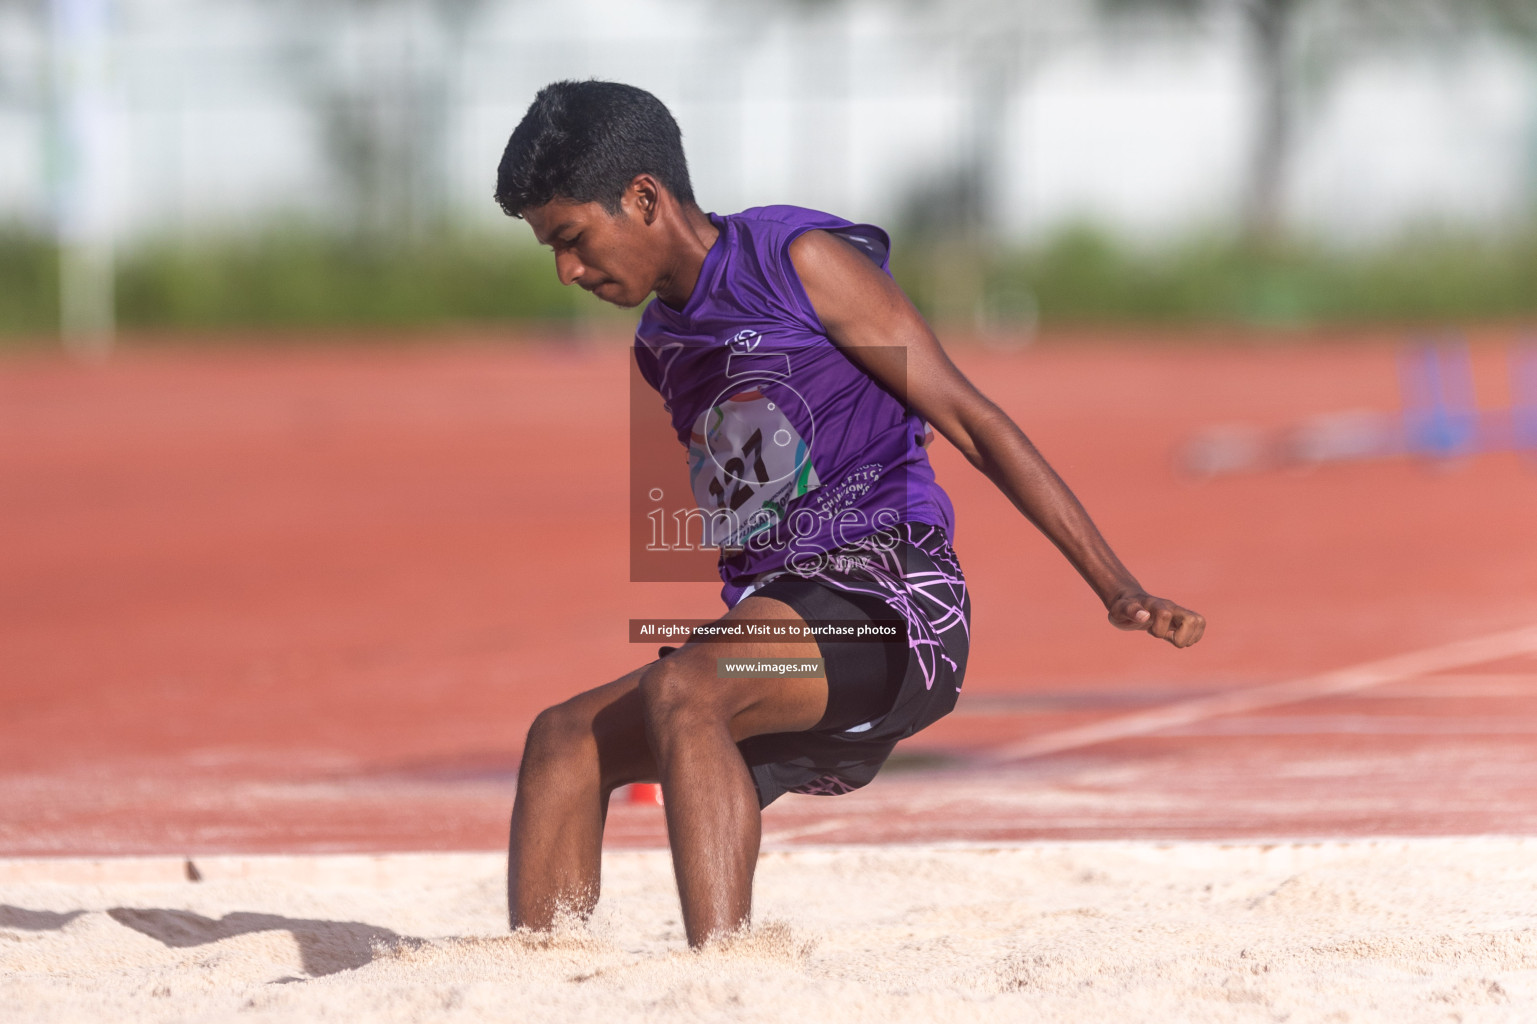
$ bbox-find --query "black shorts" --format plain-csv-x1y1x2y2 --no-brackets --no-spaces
669,522,971,808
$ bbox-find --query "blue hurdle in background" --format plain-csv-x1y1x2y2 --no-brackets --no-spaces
1397,340,1537,461
1512,343,1537,456
1180,338,1537,477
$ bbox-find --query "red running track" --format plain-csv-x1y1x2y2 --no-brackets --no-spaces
3,328,1536,854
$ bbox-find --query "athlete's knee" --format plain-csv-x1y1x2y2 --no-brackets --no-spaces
520,701,591,775
638,657,724,739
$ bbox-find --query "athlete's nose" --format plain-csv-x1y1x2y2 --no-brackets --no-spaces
555,249,586,287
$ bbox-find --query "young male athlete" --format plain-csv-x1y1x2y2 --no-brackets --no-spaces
494,80,1205,948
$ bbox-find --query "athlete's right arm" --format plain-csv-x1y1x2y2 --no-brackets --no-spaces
787,229,1205,649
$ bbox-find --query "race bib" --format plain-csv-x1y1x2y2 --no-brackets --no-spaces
687,387,820,549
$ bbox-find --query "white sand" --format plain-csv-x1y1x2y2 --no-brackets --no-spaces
4,839,1537,1023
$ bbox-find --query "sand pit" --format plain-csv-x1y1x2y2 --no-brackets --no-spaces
4,839,1537,1022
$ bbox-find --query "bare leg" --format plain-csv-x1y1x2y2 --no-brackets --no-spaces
638,596,827,947
507,667,655,930
508,595,826,944
644,676,764,942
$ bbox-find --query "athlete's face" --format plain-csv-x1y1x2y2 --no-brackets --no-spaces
523,187,661,309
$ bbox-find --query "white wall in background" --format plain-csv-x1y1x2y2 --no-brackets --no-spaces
0,0,1530,244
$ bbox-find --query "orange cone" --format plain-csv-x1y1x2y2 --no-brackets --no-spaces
627,783,663,805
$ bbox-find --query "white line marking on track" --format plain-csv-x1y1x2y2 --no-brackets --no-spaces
984,625,1537,764
1157,715,1537,737
1351,674,1537,697
761,818,851,845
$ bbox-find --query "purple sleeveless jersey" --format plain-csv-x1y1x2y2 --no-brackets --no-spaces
633,205,956,605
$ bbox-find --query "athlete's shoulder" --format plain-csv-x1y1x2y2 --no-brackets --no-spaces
728,205,892,272
729,204,852,230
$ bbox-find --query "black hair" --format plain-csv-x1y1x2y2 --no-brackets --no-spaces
494,80,696,218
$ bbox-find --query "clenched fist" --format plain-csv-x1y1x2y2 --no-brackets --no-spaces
1108,592,1206,649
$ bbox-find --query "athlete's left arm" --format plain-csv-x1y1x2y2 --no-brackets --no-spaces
788,229,1205,649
